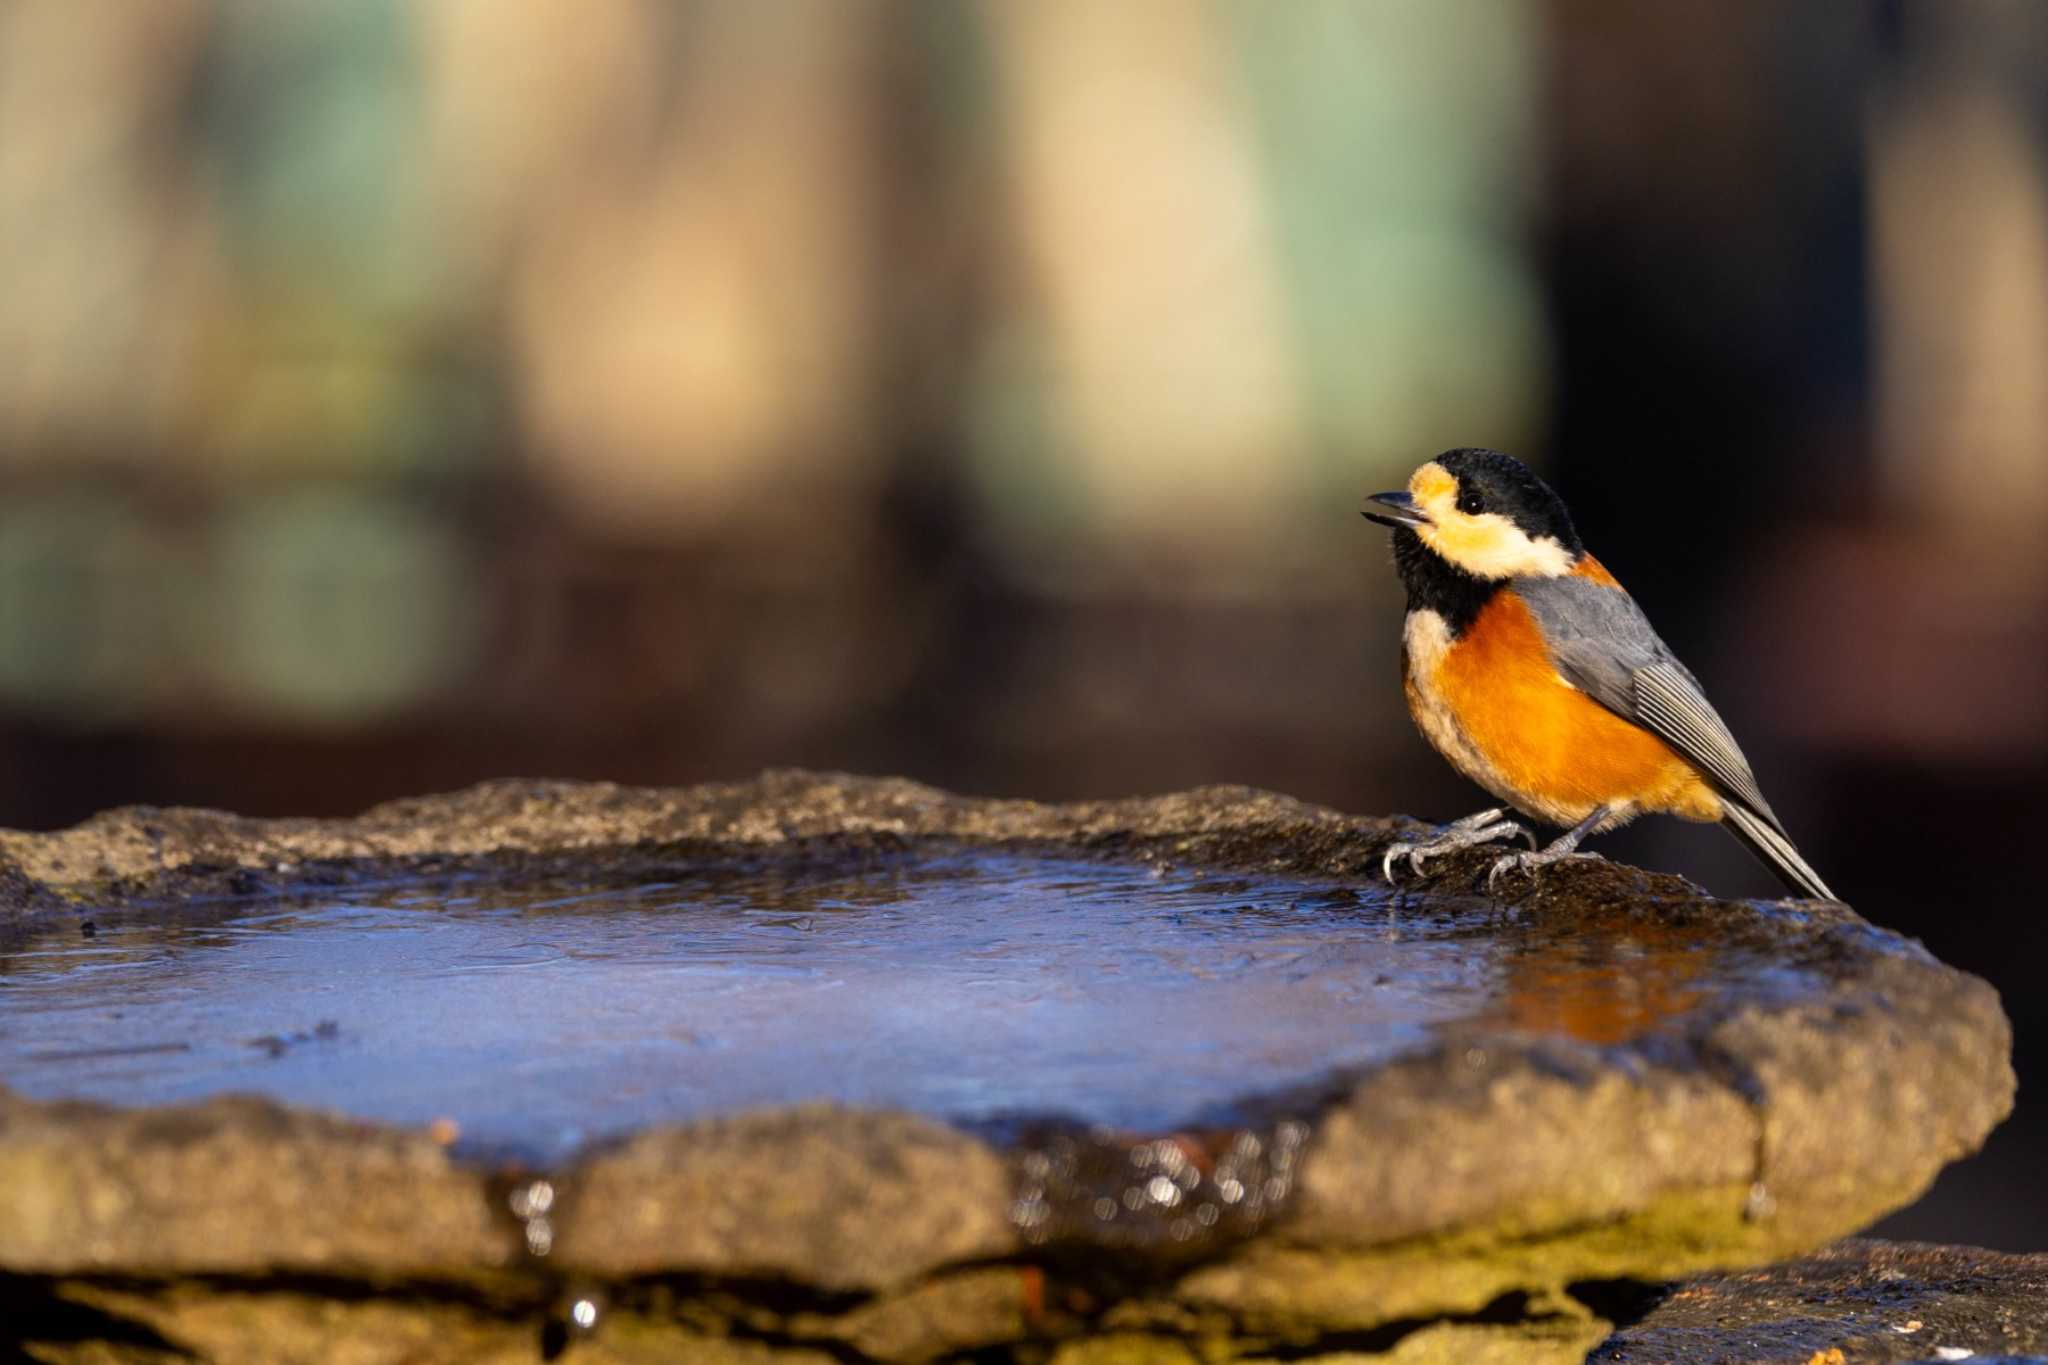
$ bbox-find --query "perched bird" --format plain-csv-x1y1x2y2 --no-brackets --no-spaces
1360,448,1835,899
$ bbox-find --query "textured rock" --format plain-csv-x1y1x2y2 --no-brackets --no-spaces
0,772,1382,909
3,1278,847,1365
1591,1237,2048,1363
0,772,2018,1361
553,1108,1020,1290
0,1092,512,1274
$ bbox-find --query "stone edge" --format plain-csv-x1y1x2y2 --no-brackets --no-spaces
0,772,2016,1306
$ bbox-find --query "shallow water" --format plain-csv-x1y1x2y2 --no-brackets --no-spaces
0,853,1809,1161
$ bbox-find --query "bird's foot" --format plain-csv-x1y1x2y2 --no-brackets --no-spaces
1486,846,1606,890
1381,808,1536,882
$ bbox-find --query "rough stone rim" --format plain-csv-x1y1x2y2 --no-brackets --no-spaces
0,771,2015,1311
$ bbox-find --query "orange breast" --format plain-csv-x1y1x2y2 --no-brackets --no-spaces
1422,589,1721,826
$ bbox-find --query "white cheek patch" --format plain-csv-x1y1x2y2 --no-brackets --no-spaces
1405,463,1574,580
1416,508,1573,580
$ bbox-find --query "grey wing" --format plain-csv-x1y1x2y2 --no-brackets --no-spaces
1515,575,1782,829
1631,660,1780,824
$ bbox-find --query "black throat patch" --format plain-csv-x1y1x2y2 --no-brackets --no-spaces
1391,527,1499,636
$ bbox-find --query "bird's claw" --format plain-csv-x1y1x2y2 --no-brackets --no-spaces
1380,813,1534,883
1485,848,1606,891
1381,842,1437,881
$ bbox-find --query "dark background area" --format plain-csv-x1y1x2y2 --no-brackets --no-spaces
0,1,2042,1249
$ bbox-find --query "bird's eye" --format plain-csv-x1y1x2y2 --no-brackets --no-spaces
1455,485,1485,516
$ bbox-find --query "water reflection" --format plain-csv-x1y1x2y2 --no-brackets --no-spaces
1495,925,1700,1046
0,854,1815,1161
1487,915,1814,1047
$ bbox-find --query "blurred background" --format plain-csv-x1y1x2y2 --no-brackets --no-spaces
0,0,2042,1247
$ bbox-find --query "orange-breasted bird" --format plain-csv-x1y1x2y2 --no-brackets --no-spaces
1361,448,1835,899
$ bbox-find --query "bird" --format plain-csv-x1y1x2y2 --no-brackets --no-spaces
1359,447,1836,899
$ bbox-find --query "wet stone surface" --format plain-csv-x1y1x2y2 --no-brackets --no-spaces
1004,1121,1311,1253
0,853,1816,1166
0,772,2020,1361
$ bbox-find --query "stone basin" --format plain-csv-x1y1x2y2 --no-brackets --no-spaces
0,773,2016,1362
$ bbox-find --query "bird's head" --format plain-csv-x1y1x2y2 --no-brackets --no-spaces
1362,448,1583,580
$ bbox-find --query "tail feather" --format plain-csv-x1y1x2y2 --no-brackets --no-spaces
1722,803,1837,901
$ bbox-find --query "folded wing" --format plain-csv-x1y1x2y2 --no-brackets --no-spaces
1515,573,1835,899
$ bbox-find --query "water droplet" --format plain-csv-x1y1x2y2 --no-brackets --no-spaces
509,1179,554,1219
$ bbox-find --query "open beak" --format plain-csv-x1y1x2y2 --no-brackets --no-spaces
1361,491,1430,530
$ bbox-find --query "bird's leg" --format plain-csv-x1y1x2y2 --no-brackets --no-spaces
1487,805,1611,889
1381,807,1537,882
